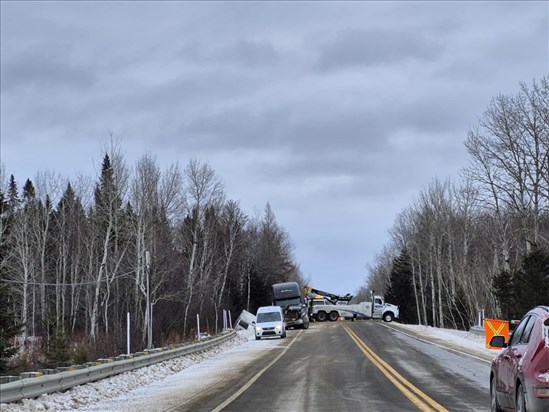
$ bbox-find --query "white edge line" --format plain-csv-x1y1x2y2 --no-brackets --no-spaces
379,323,493,364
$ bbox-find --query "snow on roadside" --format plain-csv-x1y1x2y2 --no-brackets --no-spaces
0,329,253,412
393,323,498,357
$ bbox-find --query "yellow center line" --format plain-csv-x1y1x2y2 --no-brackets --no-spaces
343,325,449,412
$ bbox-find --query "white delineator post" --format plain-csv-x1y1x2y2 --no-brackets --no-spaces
197,314,200,341
127,312,130,355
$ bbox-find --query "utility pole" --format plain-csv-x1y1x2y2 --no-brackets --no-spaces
145,251,152,349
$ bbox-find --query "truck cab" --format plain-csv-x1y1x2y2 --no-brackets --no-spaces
271,282,310,329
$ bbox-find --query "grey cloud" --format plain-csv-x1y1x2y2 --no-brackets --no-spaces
1,42,97,94
181,39,279,68
315,28,445,71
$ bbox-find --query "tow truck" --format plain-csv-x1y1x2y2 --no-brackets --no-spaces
304,285,400,322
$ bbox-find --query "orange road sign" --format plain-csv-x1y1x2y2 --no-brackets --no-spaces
484,318,509,349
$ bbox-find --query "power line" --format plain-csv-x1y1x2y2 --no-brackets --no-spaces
1,266,146,287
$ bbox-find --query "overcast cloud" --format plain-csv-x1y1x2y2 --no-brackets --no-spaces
1,1,548,295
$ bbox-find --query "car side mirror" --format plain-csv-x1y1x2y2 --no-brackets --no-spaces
252,321,256,325
489,335,507,348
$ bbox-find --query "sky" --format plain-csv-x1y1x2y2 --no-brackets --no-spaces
1,1,548,296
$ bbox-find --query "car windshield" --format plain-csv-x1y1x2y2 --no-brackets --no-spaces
274,298,301,306
257,312,281,323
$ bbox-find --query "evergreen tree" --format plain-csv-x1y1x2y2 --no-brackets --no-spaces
0,186,23,374
22,179,36,201
385,250,418,324
42,319,70,368
513,249,549,317
492,270,514,319
7,174,20,213
0,280,23,374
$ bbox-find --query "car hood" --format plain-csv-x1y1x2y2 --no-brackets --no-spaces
256,321,283,328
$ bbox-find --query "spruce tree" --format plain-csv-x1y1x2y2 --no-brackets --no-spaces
513,249,549,317
42,320,70,369
385,250,418,324
492,270,514,319
0,280,23,374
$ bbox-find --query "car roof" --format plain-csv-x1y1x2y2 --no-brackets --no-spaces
527,306,549,319
257,306,282,313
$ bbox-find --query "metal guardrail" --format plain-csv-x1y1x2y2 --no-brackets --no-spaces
470,326,485,336
0,330,236,403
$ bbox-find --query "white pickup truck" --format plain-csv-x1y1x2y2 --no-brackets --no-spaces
309,296,399,322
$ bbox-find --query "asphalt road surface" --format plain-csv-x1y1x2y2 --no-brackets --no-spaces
175,321,491,412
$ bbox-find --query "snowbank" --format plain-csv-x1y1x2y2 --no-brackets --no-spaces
0,329,253,412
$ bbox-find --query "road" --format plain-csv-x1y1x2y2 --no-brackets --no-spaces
173,321,491,412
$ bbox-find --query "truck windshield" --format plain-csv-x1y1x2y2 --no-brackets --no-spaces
274,298,301,307
257,312,282,323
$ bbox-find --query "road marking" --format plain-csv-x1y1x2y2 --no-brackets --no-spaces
343,325,449,412
380,323,492,364
212,330,302,412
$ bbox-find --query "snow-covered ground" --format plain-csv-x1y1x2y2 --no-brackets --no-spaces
0,324,499,411
387,323,497,360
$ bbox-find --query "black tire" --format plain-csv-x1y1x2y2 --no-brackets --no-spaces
383,312,394,322
328,311,339,321
516,383,526,412
316,311,327,322
491,375,503,412
255,336,261,340
302,321,309,329
281,331,286,339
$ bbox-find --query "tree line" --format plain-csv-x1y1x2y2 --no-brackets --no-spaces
362,76,549,328
0,152,304,373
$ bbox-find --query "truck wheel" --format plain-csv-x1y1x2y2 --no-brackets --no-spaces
383,312,394,322
316,311,327,322
328,311,339,321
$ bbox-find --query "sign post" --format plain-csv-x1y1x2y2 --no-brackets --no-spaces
484,318,509,349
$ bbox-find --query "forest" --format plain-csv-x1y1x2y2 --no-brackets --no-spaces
1,76,548,375
0,156,305,374
360,77,549,328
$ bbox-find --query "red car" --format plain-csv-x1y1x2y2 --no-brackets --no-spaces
490,306,549,412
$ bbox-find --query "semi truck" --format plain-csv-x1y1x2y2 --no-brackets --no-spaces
271,282,310,329
305,286,399,322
